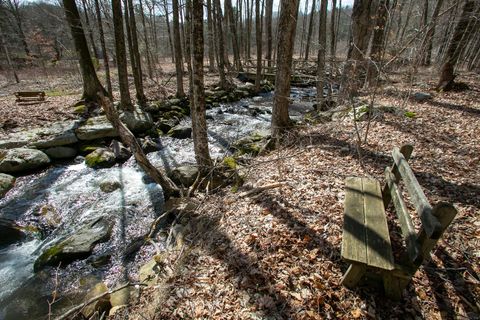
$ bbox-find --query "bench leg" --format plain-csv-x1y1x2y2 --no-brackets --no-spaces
341,263,366,288
383,272,410,300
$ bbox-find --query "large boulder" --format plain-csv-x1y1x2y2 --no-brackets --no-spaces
167,125,192,139
0,148,50,173
0,173,15,197
43,146,77,159
76,116,118,141
85,148,116,169
0,121,79,149
169,165,198,187
34,216,112,271
120,107,153,133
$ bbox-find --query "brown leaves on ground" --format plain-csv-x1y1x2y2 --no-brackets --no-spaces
125,70,479,320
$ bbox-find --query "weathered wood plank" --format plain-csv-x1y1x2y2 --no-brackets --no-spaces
385,168,422,264
382,144,413,208
341,263,366,288
416,202,457,267
363,178,394,270
341,177,367,265
392,147,443,238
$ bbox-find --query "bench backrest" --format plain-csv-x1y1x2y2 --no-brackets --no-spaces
15,91,45,97
382,145,457,269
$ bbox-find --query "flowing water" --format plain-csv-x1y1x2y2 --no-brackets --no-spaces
0,88,316,319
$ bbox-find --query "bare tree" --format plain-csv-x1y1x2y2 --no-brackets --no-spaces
172,0,186,97
330,0,337,58
255,0,262,91
225,0,243,71
126,0,147,105
304,0,316,61
265,0,273,68
437,0,475,91
62,0,107,103
366,0,389,87
112,0,133,110
80,0,100,59
316,0,327,105
271,0,299,141
206,0,216,71
190,0,213,174
93,0,112,98
421,0,444,66
5,0,30,57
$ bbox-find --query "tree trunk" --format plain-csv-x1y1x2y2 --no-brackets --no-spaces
191,0,213,173
139,0,154,79
112,0,133,110
421,0,443,66
163,0,175,63
265,0,273,68
1,33,19,83
299,0,309,59
271,0,299,141
99,94,179,200
330,0,337,58
344,0,374,90
316,0,327,105
225,0,243,71
399,0,413,43
246,0,252,59
214,0,231,88
62,0,106,103
347,0,373,61
81,0,100,59
126,0,147,105
437,0,475,91
172,0,186,97
366,0,389,87
94,0,113,98
206,0,216,71
255,0,262,91
335,0,341,56
304,0,316,61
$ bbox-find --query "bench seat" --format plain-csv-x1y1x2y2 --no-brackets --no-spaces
341,177,394,288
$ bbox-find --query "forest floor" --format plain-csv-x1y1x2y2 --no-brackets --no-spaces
124,69,479,320
0,66,479,319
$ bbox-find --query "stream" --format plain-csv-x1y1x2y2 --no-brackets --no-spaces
0,87,317,319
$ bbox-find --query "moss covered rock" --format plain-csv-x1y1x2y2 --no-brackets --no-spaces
34,216,111,271
85,148,116,169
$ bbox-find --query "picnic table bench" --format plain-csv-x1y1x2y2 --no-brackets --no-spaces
341,145,457,299
15,91,46,103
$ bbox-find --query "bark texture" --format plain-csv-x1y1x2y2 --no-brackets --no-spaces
437,0,475,91
62,0,106,103
191,0,213,173
112,0,133,110
271,0,299,140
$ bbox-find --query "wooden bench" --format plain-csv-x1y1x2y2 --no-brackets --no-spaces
341,145,457,299
15,91,46,103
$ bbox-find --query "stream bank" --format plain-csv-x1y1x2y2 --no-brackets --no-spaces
0,83,321,319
